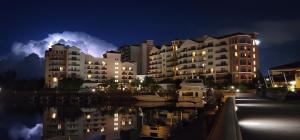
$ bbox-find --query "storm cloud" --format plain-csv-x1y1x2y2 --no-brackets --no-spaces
12,31,117,57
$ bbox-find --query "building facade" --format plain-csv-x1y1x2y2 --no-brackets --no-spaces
148,33,260,84
119,40,155,75
45,44,137,88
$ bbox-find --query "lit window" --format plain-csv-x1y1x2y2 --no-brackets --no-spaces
128,119,132,125
88,61,92,65
210,68,214,73
254,67,256,72
51,112,57,119
175,67,179,71
101,127,104,132
57,124,61,130
115,71,119,74
115,62,119,65
202,63,206,67
253,54,256,58
254,74,257,78
102,61,106,65
53,77,58,82
88,74,92,79
115,80,118,82
115,67,119,69
59,67,63,72
122,120,125,125
253,47,256,52
235,45,238,50
236,66,239,71
114,113,118,117
86,114,91,119
192,51,196,57
253,61,256,65
114,127,118,131
114,122,118,125
87,128,90,133
202,51,206,56
129,80,132,83
244,46,247,50
129,67,132,70
234,52,238,57
115,75,119,78
244,53,247,57
192,58,195,63
122,67,125,70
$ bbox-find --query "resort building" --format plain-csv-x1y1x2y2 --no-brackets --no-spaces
119,40,155,75
45,44,137,88
148,33,260,84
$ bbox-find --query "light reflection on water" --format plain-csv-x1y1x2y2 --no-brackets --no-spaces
0,101,205,140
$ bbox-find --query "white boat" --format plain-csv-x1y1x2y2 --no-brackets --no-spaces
134,94,172,102
177,80,206,103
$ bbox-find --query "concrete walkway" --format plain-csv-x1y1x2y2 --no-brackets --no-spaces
236,93,300,140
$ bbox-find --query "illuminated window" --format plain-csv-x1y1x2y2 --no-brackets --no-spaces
129,67,132,70
114,113,118,117
254,67,256,72
253,61,256,65
115,67,119,69
202,51,206,56
101,127,104,132
53,77,58,82
244,53,247,57
115,79,118,82
235,45,238,50
57,124,61,130
129,80,132,83
87,128,90,133
192,51,196,57
115,75,119,78
202,63,206,67
244,46,247,50
114,127,118,131
253,54,256,58
122,120,125,125
175,67,179,71
88,74,92,79
236,66,239,71
51,112,57,119
88,61,92,65
192,58,195,63
115,62,119,65
59,67,63,72
86,114,91,119
122,67,125,70
253,47,256,52
210,68,214,73
114,122,118,125
254,74,257,78
102,61,106,65
128,119,132,125
115,71,119,74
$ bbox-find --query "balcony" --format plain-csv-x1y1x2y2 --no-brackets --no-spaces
216,41,227,46
215,56,228,60
216,70,229,73
69,52,80,55
215,49,228,53
101,67,107,70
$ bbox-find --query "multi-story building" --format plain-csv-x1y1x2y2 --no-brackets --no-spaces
45,44,137,88
43,107,137,140
148,33,260,84
119,40,155,75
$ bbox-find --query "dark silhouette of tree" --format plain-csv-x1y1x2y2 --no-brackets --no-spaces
58,77,83,91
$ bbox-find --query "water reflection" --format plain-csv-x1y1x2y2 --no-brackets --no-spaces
43,106,201,140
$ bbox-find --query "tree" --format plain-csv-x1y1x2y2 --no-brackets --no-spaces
205,76,215,88
58,78,83,91
103,79,119,91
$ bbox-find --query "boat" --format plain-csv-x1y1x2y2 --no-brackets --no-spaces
176,79,206,106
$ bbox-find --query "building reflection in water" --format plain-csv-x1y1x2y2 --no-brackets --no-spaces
43,106,200,140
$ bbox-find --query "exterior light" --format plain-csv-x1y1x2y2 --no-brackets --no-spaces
53,77,58,82
231,86,235,89
88,61,92,65
236,89,240,93
101,127,104,132
175,67,179,71
128,119,132,125
129,80,132,83
266,78,270,81
91,89,96,92
87,128,90,133
115,79,118,82
274,84,278,88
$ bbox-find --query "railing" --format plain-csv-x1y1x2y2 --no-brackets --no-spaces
207,97,242,140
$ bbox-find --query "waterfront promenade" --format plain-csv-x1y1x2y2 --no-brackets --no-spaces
236,93,300,140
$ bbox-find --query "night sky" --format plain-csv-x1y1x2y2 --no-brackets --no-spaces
1,0,300,74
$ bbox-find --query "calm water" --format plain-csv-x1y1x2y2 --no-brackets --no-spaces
0,100,208,140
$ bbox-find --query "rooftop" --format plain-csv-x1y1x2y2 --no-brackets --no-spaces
270,61,300,70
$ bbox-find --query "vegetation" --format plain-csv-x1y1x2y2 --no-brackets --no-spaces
58,77,83,91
